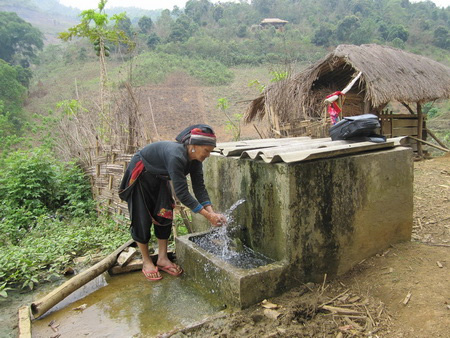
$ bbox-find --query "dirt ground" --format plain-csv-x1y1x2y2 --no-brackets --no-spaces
164,154,450,338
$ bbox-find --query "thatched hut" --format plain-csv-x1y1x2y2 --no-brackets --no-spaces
245,44,450,153
260,18,289,30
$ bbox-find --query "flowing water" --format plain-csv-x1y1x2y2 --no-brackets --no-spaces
191,199,274,269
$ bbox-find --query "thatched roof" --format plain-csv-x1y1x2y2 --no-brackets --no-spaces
260,18,289,24
245,44,450,123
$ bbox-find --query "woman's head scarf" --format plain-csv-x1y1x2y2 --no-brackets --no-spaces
175,124,216,147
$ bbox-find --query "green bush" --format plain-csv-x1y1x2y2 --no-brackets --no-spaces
0,147,129,295
0,147,95,244
0,106,24,158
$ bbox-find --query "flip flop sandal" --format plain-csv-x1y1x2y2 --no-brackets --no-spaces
157,264,183,276
142,267,162,281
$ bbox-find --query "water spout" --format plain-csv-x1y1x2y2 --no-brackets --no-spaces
224,198,246,223
191,199,273,269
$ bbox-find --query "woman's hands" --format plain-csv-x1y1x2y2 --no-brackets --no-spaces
208,212,227,227
200,206,227,227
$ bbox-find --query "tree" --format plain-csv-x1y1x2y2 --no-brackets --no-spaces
155,9,174,39
0,60,26,116
168,15,198,43
236,25,247,38
433,26,449,50
252,0,274,17
336,16,360,42
118,14,133,39
172,5,182,17
146,33,160,49
138,15,153,34
0,60,27,133
185,0,213,25
213,5,224,22
59,0,133,117
312,26,334,47
387,24,409,42
0,12,44,66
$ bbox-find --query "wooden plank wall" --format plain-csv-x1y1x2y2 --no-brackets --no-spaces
379,111,427,151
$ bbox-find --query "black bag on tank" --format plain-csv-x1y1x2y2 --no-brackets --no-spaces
330,114,384,142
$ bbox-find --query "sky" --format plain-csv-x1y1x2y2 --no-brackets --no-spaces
58,0,238,11
57,0,449,11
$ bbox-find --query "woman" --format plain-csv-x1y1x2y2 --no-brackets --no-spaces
119,124,227,281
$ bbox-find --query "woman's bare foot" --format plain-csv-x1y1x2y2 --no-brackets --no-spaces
142,262,162,281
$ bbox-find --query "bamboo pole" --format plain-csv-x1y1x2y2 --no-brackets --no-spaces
18,306,31,338
408,136,449,153
425,128,449,150
31,239,134,319
253,124,263,139
148,97,159,142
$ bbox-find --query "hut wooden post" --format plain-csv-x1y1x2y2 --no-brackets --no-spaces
363,101,370,114
417,102,423,157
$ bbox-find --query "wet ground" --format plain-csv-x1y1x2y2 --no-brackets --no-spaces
31,271,226,337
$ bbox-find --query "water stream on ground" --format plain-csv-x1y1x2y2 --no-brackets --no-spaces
191,199,274,269
30,271,226,337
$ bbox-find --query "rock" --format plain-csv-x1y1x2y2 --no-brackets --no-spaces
264,308,281,320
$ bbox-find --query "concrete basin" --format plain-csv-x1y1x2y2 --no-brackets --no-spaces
176,232,287,309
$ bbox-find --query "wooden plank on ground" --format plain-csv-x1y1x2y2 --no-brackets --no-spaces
116,247,138,266
109,258,143,274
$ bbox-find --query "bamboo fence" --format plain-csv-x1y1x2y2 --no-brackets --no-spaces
84,144,136,219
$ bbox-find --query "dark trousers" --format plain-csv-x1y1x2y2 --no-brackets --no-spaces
127,171,172,244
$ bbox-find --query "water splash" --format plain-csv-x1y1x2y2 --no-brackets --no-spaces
191,199,274,269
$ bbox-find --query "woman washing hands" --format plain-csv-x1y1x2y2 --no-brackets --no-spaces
119,124,226,281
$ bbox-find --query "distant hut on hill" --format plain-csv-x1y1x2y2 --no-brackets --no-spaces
245,44,450,154
260,18,289,30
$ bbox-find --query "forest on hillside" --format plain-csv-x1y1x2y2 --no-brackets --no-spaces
0,0,449,298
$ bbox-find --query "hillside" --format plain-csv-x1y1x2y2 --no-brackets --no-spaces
0,0,78,44
0,0,162,44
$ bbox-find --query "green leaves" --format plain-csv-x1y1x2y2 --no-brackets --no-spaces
0,60,27,114
0,147,95,240
58,1,133,51
0,216,129,293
